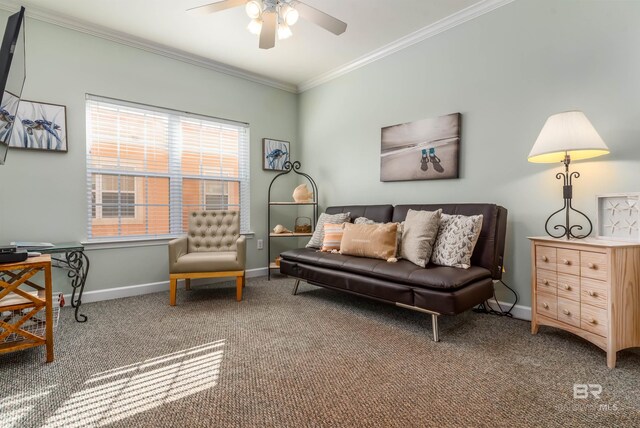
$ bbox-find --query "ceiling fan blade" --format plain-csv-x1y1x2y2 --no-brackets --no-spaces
187,0,246,15
259,12,277,49
295,2,347,35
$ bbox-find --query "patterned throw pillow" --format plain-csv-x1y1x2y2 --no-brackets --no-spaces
400,209,442,268
306,212,351,249
431,214,484,269
340,223,398,260
354,217,378,225
321,223,345,252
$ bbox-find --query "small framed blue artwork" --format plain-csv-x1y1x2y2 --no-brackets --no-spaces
263,138,290,171
8,99,67,153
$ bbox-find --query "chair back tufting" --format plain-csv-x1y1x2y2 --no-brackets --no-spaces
187,210,240,253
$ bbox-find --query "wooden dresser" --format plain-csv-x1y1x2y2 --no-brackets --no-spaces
530,237,640,368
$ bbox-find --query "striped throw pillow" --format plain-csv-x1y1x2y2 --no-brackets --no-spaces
321,223,345,252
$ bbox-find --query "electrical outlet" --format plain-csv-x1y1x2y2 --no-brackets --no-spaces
257,239,264,250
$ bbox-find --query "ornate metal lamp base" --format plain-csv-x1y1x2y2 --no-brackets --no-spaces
545,154,593,240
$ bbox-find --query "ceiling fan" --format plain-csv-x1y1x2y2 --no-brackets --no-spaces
188,0,348,49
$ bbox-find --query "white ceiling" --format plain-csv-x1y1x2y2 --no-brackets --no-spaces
2,0,504,91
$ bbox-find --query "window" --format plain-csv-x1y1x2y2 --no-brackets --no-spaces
86,95,250,241
92,175,138,220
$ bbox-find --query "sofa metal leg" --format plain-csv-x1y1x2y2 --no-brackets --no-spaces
394,302,441,341
292,279,300,295
431,314,439,342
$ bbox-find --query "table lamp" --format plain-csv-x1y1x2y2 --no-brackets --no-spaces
528,111,609,239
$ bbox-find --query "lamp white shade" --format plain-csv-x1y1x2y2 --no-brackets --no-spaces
528,111,609,163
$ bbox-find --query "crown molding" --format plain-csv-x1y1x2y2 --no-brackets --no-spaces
297,0,515,92
0,0,514,94
0,0,298,93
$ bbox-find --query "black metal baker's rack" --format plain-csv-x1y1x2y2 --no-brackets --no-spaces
267,161,318,280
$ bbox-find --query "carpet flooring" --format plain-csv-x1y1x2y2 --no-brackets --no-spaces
1,275,640,427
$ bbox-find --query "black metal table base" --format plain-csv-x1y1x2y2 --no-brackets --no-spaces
52,250,90,323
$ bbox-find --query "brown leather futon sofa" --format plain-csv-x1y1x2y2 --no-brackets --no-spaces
279,204,508,341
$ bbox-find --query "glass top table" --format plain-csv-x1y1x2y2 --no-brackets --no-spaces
30,242,89,323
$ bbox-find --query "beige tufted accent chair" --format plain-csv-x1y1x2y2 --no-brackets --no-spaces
168,210,246,305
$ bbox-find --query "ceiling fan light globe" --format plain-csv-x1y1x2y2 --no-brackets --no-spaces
277,22,292,40
247,18,263,35
284,7,299,26
245,0,262,19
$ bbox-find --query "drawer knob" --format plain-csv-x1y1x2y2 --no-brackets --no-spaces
563,284,571,290
543,303,549,309
588,262,596,269
562,259,570,265
563,309,571,315
542,256,548,262
588,291,598,297
543,279,549,286
590,318,598,325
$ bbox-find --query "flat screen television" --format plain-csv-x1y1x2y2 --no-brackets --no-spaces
0,7,26,165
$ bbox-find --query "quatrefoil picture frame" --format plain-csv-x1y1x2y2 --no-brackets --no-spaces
596,193,640,241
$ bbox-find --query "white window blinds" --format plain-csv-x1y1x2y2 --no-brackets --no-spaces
86,95,250,241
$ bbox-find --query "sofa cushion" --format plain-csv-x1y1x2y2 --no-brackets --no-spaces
280,258,494,314
392,204,506,278
280,248,491,290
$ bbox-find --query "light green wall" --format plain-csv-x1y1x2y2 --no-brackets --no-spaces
298,0,640,307
2,1,638,305
0,15,298,293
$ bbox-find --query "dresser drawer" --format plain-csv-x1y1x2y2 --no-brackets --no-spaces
556,273,580,301
581,303,608,337
536,246,557,271
537,293,557,320
557,297,580,328
557,249,580,275
581,251,608,281
536,269,557,295
581,277,608,309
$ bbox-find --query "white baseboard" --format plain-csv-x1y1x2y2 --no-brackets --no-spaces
64,267,268,304
63,268,533,322
484,299,531,321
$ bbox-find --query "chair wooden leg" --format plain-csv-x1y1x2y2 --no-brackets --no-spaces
242,275,246,288
170,278,177,306
185,278,191,291
236,275,243,301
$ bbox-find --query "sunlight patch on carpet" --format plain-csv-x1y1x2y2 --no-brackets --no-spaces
42,340,225,427
0,385,56,428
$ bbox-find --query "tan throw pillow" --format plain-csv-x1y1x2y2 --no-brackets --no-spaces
431,214,484,269
400,209,442,268
355,217,404,259
340,223,398,260
321,223,345,252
